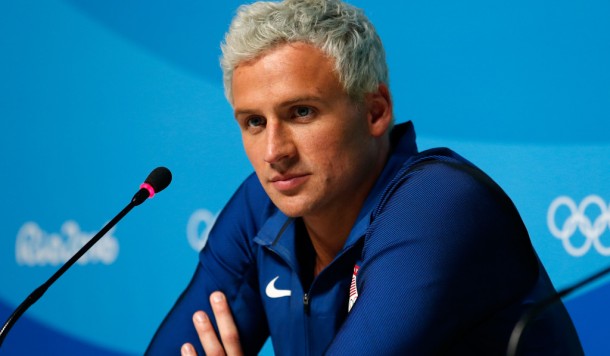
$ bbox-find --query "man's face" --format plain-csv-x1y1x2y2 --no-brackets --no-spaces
232,42,388,220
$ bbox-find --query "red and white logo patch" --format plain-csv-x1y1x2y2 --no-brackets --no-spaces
348,264,360,312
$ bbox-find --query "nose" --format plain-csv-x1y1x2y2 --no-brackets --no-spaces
264,120,295,166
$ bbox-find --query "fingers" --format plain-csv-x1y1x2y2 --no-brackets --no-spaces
181,343,197,356
189,292,244,356
209,291,243,356
192,310,226,356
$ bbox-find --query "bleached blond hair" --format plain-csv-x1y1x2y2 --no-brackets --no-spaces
220,0,389,103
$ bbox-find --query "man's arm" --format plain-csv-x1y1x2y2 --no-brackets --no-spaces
146,174,272,355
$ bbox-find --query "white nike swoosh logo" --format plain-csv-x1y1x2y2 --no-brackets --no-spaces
265,276,292,298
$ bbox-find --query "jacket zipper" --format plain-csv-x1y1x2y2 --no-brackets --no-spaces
303,293,310,314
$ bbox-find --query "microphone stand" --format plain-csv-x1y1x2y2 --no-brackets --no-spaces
0,188,150,348
506,264,610,356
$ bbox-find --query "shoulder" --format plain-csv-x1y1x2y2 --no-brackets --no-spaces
199,172,276,260
374,148,519,224
221,172,275,224
358,148,539,308
365,148,535,266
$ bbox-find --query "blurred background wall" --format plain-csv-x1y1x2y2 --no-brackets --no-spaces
1,0,608,354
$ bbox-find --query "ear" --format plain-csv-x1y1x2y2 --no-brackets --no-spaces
365,83,393,137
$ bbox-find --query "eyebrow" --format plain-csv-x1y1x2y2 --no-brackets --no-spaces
234,95,325,118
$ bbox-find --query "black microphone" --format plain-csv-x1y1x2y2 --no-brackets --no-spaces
0,167,172,348
132,166,173,205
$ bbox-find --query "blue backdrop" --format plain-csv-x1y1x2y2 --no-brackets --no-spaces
0,0,608,354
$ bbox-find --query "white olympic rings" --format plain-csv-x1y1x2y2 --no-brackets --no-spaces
548,195,610,257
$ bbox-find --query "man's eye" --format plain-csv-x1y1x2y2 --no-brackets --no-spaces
247,116,265,127
294,106,313,117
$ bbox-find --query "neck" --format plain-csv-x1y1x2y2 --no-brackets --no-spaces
303,133,391,276
303,210,358,276
305,144,390,275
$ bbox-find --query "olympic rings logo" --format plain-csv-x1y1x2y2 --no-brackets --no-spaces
548,195,610,257
187,209,218,252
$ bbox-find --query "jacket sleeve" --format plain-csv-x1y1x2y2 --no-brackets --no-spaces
326,160,542,354
145,173,272,356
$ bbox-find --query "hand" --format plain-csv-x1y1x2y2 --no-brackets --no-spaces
181,291,244,356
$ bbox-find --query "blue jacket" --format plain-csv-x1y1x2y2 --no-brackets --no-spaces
146,122,582,355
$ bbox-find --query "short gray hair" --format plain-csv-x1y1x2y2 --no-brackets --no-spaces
220,0,389,103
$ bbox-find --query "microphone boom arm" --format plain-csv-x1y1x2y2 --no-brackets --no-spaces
0,187,154,348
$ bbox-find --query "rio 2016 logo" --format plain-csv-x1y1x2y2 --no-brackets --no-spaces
15,221,119,266
548,195,610,257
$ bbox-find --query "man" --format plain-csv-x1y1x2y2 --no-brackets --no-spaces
146,0,582,354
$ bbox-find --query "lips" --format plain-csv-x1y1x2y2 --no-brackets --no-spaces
269,173,309,192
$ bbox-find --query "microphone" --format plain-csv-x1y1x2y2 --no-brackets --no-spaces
132,166,173,205
506,264,610,355
0,167,172,348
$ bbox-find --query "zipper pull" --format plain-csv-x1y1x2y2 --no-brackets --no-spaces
303,293,310,314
